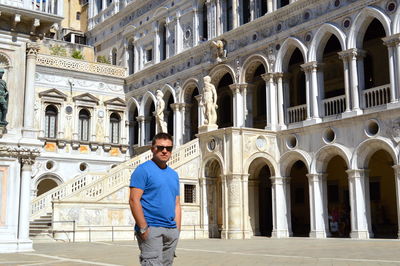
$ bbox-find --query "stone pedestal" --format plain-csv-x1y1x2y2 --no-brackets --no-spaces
198,124,218,134
0,125,6,138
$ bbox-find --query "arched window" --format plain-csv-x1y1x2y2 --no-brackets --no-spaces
112,48,117,65
110,112,121,144
78,109,90,141
201,3,208,41
160,23,167,61
45,105,58,138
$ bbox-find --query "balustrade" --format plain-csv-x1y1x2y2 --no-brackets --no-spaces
363,84,391,108
287,104,307,124
323,95,346,117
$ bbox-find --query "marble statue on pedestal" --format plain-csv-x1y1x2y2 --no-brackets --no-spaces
211,40,226,62
155,90,168,133
0,69,8,126
201,76,218,125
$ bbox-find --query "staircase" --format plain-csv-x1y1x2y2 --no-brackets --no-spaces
29,213,54,242
31,139,200,220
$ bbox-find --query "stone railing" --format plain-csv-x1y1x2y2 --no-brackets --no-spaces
0,0,64,16
31,139,200,219
36,54,127,78
323,95,346,117
364,84,391,108
74,139,200,202
287,104,307,124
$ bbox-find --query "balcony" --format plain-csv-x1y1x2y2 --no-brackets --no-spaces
287,104,307,124
363,84,391,108
323,95,346,117
0,0,62,16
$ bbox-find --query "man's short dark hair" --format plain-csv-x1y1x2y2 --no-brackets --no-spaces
152,132,173,146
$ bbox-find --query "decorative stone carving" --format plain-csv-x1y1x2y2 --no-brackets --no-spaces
201,76,217,125
211,40,227,62
0,146,40,165
155,90,168,133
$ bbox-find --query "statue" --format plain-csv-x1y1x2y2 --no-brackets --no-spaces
201,76,217,125
155,90,168,133
211,40,226,62
0,69,8,126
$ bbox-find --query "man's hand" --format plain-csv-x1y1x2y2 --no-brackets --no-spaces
139,227,150,240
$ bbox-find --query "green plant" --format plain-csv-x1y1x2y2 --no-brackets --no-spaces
97,55,110,64
71,50,84,60
50,45,67,57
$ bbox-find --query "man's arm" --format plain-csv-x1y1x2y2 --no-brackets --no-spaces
129,187,149,239
175,196,182,231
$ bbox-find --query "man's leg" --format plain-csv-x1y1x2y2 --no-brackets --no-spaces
161,228,179,266
136,227,163,266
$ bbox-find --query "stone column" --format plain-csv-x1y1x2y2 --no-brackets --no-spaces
271,176,290,238
383,38,397,103
180,104,187,144
23,43,40,138
241,174,251,238
137,116,145,146
225,174,243,239
267,0,273,13
301,62,321,121
193,8,200,45
276,73,286,129
338,51,351,112
392,165,400,239
229,84,246,128
349,49,363,111
307,173,327,238
207,0,216,39
232,0,238,29
171,103,182,146
300,64,312,120
261,73,278,130
284,176,292,236
346,169,371,239
175,11,183,54
18,158,35,251
153,22,160,63
395,39,400,102
199,177,209,238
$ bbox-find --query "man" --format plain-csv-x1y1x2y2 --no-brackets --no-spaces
129,132,181,266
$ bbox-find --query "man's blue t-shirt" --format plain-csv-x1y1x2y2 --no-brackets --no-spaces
130,160,180,228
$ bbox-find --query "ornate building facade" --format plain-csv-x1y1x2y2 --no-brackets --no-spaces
2,0,400,253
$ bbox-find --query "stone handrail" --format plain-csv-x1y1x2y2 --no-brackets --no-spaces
323,95,346,117
363,84,390,108
31,149,152,220
287,104,307,124
73,139,200,202
36,54,127,78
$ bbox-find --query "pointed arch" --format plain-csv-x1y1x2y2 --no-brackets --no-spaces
352,137,398,169
309,23,347,62
348,6,391,49
312,144,351,173
182,78,200,102
275,37,308,72
241,54,270,83
160,84,177,103
140,91,156,115
153,6,168,17
127,96,140,112
279,150,311,177
209,64,237,85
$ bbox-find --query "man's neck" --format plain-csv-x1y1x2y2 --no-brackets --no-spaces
152,158,167,169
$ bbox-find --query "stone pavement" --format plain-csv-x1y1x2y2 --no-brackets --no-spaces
1,237,400,265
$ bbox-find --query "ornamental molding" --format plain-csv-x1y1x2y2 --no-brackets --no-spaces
36,54,127,78
0,146,40,165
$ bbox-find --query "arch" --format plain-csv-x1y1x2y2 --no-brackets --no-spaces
352,137,398,169
34,173,63,188
0,53,12,68
241,54,270,83
309,23,347,62
244,152,278,177
209,64,236,85
160,84,176,103
182,78,200,103
279,150,311,177
140,91,156,115
312,144,351,173
153,6,168,18
275,37,308,72
202,154,226,176
348,7,391,49
127,96,140,112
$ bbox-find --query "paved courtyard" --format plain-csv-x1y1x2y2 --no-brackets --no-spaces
1,238,400,265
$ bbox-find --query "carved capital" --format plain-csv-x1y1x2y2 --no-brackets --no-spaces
338,48,366,61
26,43,40,57
300,61,321,72
0,145,40,165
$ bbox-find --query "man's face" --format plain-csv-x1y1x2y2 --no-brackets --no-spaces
151,138,173,164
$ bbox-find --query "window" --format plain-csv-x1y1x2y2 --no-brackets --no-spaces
76,12,81,20
184,184,196,203
110,112,121,144
78,109,90,141
146,49,153,62
112,48,117,65
160,23,167,61
45,105,58,138
201,3,208,40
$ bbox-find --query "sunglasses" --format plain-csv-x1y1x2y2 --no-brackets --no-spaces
154,145,173,152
